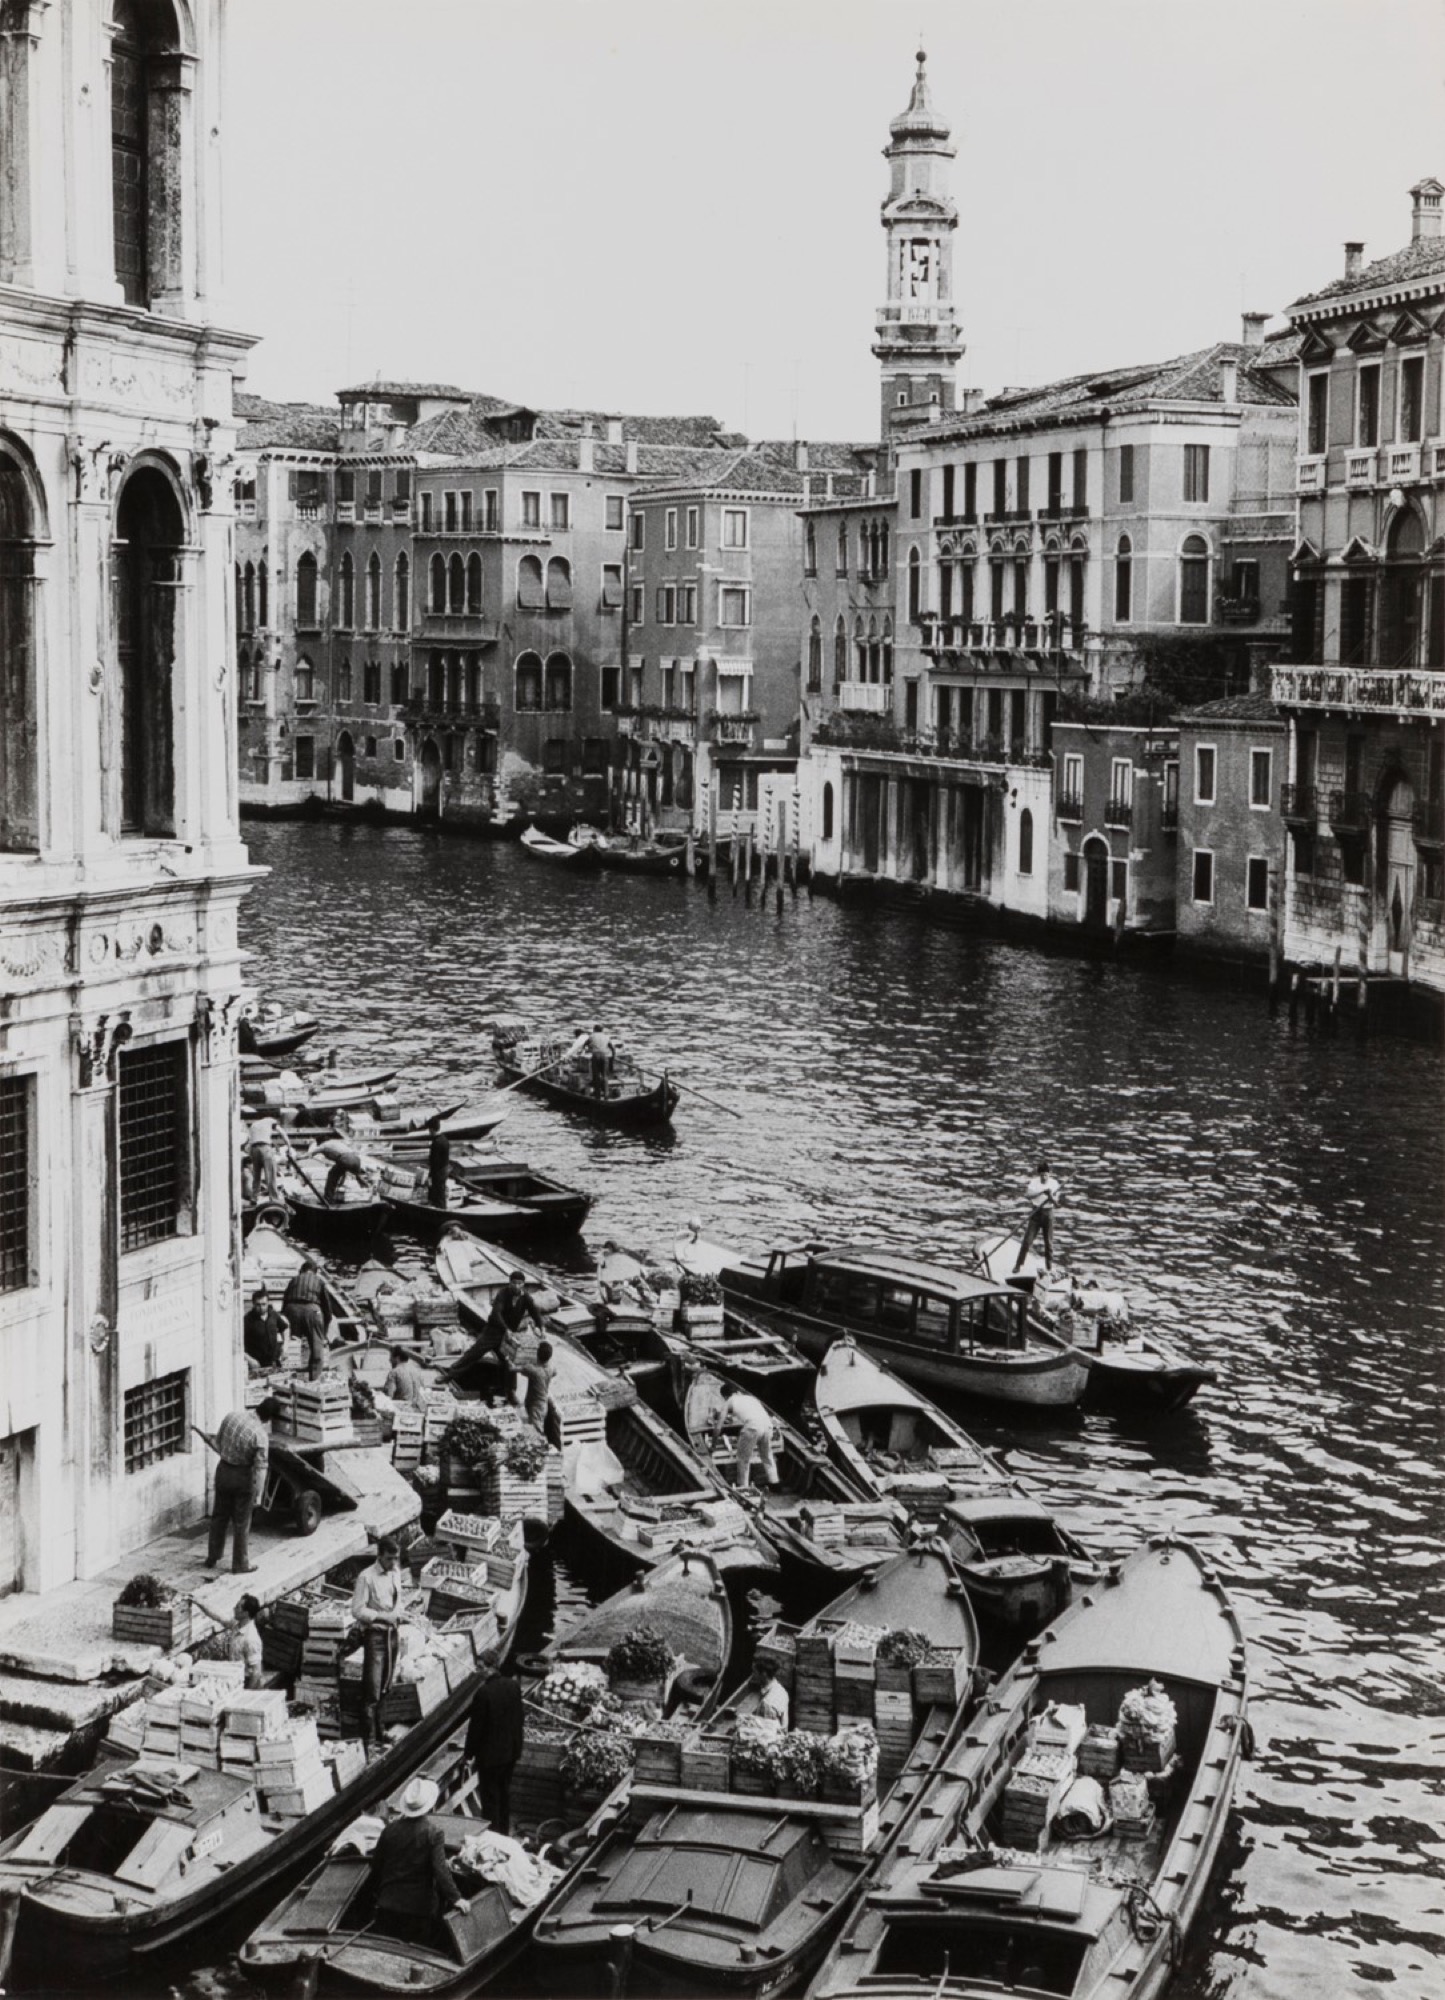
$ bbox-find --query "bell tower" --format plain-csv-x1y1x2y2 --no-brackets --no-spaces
874,49,963,445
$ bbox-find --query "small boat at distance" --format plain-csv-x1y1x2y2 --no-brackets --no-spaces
491,1019,679,1130
246,1008,320,1058
809,1535,1250,2000
521,824,599,865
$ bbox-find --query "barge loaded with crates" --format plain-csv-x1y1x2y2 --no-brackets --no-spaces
0,1517,530,1987
531,1544,979,1998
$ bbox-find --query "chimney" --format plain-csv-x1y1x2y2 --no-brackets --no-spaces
1410,177,1444,241
605,416,623,445
625,440,638,475
1219,357,1238,403
1241,311,1267,349
959,387,983,416
864,469,875,497
1344,241,1365,281
794,439,808,472
578,434,595,472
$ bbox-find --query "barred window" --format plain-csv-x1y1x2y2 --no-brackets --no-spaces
1,1075,34,1292
124,1370,188,1473
118,1042,188,1252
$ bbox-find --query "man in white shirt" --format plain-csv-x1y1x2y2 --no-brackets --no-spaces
1012,1159,1062,1273
710,1387,779,1491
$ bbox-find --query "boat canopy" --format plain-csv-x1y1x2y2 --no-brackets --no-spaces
1039,1539,1242,1688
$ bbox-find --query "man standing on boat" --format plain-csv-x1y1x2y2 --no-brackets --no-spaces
426,1114,451,1211
369,1776,470,1945
352,1535,406,1750
1012,1159,1062,1273
710,1387,780,1492
587,1022,615,1099
465,1651,525,1833
282,1257,330,1379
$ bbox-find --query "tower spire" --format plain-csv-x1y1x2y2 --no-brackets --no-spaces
874,47,963,446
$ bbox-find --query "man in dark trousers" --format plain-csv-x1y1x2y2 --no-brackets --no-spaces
205,1397,283,1575
587,1022,614,1098
369,1776,469,1947
426,1116,451,1211
444,1271,545,1399
282,1257,329,1379
243,1286,286,1370
465,1651,525,1834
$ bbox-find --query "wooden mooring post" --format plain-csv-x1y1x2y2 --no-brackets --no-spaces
743,824,754,903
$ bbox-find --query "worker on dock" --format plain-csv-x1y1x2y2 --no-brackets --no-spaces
229,1593,265,1688
281,1257,330,1379
1012,1158,1062,1273
710,1387,780,1491
204,1397,283,1576
369,1776,470,1945
352,1535,406,1750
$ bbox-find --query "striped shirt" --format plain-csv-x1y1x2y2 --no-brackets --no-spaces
214,1407,271,1502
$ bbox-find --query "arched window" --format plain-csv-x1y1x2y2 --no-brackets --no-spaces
365,551,382,630
834,614,847,680
447,553,465,614
854,616,867,679
515,652,543,711
867,616,881,682
822,782,835,842
1018,807,1034,876
427,651,444,708
517,554,544,610
466,552,482,613
805,521,817,574
882,616,894,682
337,550,354,629
1179,534,1209,625
116,465,183,837
836,523,848,575
295,551,318,628
429,552,446,614
907,546,921,623
808,616,822,685
295,655,315,702
544,652,572,710
545,556,572,610
337,656,353,703
394,552,410,632
257,558,268,628
1115,535,1133,622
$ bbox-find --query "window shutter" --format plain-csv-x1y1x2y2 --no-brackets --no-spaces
517,556,544,610
547,558,573,610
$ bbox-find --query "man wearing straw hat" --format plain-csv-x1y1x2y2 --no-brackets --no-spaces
369,1775,470,1946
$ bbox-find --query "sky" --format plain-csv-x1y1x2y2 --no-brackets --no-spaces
225,0,1445,441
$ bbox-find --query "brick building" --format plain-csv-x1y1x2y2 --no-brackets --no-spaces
1175,690,1288,973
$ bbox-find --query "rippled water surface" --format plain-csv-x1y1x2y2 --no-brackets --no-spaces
213,820,1444,2000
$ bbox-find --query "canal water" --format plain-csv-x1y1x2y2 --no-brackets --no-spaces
194,818,1442,2000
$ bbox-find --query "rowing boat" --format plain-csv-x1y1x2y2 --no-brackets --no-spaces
808,1535,1250,2000
491,1022,679,1130
520,824,600,865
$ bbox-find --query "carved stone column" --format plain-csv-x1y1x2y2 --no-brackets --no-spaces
70,1012,128,1579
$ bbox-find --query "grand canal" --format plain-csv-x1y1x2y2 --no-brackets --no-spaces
196,818,1444,2000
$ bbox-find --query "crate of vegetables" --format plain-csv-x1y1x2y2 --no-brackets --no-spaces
912,1646,969,1707
112,1575,191,1651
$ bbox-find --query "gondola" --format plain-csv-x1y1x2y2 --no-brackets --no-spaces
370,1155,593,1241
491,1021,679,1130
242,1066,398,1115
594,836,688,877
972,1233,1216,1416
520,824,600,865
532,1546,980,1999
247,1010,321,1059
812,1340,1089,1633
809,1536,1250,2000
0,1558,529,1988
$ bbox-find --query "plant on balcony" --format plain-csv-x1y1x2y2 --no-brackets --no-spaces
812,714,905,752
705,708,760,726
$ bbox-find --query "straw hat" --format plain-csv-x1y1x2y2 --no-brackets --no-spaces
398,1777,439,1818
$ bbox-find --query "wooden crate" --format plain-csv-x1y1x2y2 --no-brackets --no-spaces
112,1601,192,1650
912,1649,969,1707
679,1743,730,1791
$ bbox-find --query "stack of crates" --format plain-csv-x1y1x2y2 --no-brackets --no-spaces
391,1407,424,1471
289,1377,353,1447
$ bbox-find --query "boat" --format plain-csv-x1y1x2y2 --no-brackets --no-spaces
366,1153,593,1241
972,1233,1217,1416
648,1282,815,1410
521,824,600,865
248,1009,321,1059
278,1162,395,1247
594,834,689,878
808,1535,1250,2000
0,1548,530,1987
241,1224,373,1357
292,1094,463,1135
531,1545,980,1998
812,1340,1089,1633
432,1230,607,1353
491,1018,680,1130
719,1243,1091,1409
678,1365,910,1586
242,1066,399,1114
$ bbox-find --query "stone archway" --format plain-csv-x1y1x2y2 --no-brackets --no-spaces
335,729,354,803
1083,834,1110,929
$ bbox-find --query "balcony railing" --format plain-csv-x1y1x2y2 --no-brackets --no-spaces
363,503,384,524
1104,795,1133,828
1037,501,1088,522
712,716,757,745
1280,783,1318,822
1272,664,1445,716
419,610,498,641
1385,444,1421,483
1328,789,1373,834
1344,450,1377,489
835,679,890,714
1296,458,1327,494
1056,793,1084,823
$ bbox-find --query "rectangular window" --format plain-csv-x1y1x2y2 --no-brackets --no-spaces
420,493,434,532
393,469,411,503
680,581,697,624
484,490,499,532
601,664,621,708
461,491,474,531
1063,850,1081,892
1183,444,1210,503
630,513,644,551
686,507,699,549
1015,455,1030,514
665,509,678,552
124,1370,188,1474
366,469,383,506
963,462,977,519
909,469,922,520
1192,849,1214,904
1231,558,1260,605
581,737,609,776
719,585,750,626
941,465,955,518
1399,355,1425,443
1307,373,1329,455
444,491,457,533
294,736,314,780
0,1075,34,1293
656,585,676,625
605,494,625,531
1357,365,1380,447
1118,443,1135,503
549,492,570,531
1047,451,1063,513
601,563,624,610
1072,446,1087,511
1062,752,1083,802
1247,856,1269,911
522,491,541,528
390,662,408,704
363,660,381,704
542,738,567,775
629,585,644,623
992,458,1006,516
335,468,355,505
1195,744,1216,804
1110,757,1132,805
1110,858,1127,901
722,508,748,549
1250,747,1272,809
118,1042,187,1252
393,739,405,760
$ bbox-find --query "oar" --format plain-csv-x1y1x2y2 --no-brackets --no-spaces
649,1071,744,1120
490,1044,580,1095
277,1126,338,1208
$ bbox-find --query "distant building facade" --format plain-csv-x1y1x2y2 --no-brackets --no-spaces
1273,181,1445,1002
1174,691,1287,973
0,1,255,1591
1048,718,1180,941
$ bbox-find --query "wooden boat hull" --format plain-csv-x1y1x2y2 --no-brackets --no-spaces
252,1020,320,1058
520,826,599,865
493,1056,679,1129
651,1321,815,1415
0,1571,530,1986
285,1194,394,1244
596,844,686,876
809,1535,1249,2000
1083,1343,1215,1415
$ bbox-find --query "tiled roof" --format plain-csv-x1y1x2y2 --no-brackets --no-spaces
235,395,342,451
335,379,482,401
532,408,729,446
1255,332,1303,367
931,342,1296,440
1290,235,1445,311
1178,689,1283,723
